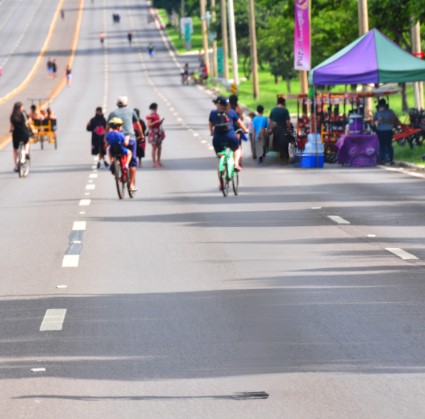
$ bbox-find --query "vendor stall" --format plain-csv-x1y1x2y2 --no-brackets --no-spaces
309,28,425,167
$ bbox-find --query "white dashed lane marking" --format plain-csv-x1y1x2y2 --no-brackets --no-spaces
79,199,91,206
62,255,79,268
72,221,86,231
327,215,350,225
31,368,46,373
385,248,419,261
86,184,95,190
39,309,67,331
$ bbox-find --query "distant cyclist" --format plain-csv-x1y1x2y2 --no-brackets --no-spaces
209,96,242,188
127,32,133,45
105,117,132,170
10,102,31,172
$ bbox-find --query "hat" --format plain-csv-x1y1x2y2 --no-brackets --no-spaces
378,98,387,107
117,96,128,106
109,117,124,127
212,96,228,106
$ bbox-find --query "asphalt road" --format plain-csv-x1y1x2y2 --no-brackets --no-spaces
1,1,425,418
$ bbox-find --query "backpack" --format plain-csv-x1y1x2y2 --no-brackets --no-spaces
214,111,230,133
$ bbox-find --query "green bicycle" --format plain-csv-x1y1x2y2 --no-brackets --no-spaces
217,145,239,197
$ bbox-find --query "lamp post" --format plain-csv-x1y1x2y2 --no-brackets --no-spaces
411,20,424,109
200,0,210,73
220,0,229,79
227,0,239,86
248,0,259,98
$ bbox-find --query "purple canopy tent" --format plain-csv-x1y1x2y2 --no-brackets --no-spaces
309,28,425,85
305,28,425,167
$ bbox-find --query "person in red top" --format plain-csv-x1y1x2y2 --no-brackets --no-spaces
146,103,165,167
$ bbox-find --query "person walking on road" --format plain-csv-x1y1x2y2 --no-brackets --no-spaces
47,57,53,78
65,64,72,85
87,106,109,169
269,95,291,162
252,105,269,163
148,43,155,58
106,96,143,191
134,108,147,167
52,59,58,79
127,32,133,45
146,103,165,168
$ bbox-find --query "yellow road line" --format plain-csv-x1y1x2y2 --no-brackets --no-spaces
0,0,66,106
0,0,85,150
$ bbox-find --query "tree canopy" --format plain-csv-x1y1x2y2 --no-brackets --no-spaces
153,0,425,86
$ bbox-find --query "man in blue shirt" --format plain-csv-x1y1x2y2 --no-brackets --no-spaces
252,105,269,162
373,98,400,165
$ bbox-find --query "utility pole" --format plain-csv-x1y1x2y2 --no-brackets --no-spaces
358,0,369,36
181,0,185,18
358,0,371,114
248,0,259,98
220,0,229,79
200,0,210,72
211,0,218,78
411,20,424,109
227,0,239,85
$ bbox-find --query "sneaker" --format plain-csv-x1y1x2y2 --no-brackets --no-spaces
97,161,101,169
26,154,30,160
110,164,115,175
13,167,19,173
130,185,138,192
104,160,110,169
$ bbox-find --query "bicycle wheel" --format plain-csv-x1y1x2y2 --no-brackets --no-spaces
221,163,229,197
21,154,30,177
114,160,124,199
232,171,239,195
17,144,30,177
126,169,134,198
17,144,23,177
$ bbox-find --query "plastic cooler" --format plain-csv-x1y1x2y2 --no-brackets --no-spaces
300,134,324,168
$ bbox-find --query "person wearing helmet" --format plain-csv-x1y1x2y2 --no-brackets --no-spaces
105,117,132,171
106,96,143,192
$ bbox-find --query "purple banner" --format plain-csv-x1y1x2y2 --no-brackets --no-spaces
294,0,311,71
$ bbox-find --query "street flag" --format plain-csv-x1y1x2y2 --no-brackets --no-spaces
294,0,311,70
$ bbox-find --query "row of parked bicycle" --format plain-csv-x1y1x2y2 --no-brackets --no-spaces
395,108,425,148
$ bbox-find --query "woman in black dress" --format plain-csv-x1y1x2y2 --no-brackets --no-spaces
87,106,108,169
10,102,30,172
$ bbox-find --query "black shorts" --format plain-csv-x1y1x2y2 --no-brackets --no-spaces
212,132,239,154
13,137,29,150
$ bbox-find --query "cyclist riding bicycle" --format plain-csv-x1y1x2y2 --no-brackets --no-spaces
105,117,132,171
209,96,242,188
